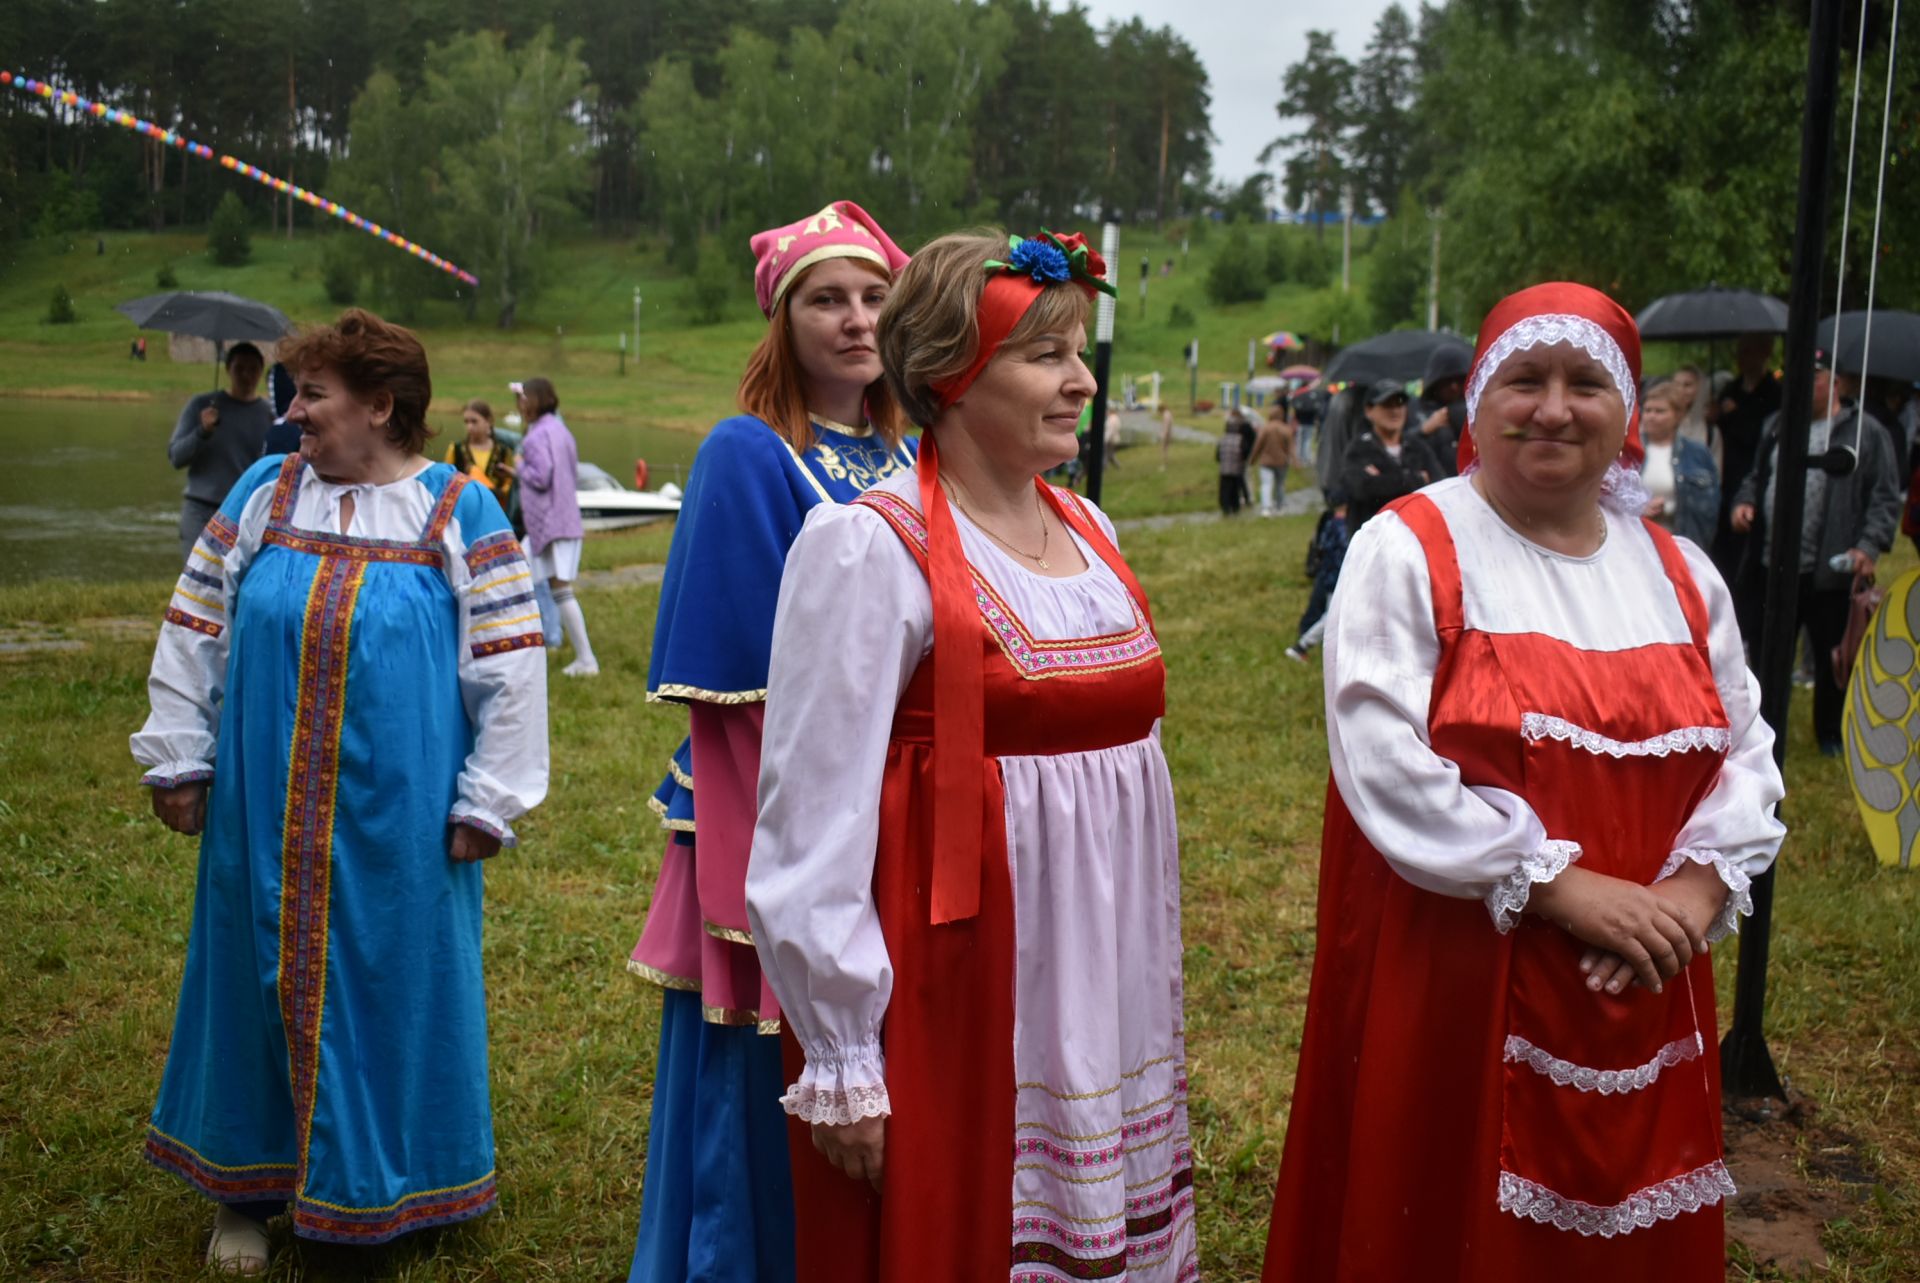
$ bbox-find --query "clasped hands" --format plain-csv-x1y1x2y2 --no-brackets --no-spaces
149,781,500,861
1528,861,1728,996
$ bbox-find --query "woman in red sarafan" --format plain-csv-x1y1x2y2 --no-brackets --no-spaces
1263,282,1786,1282
746,229,1197,1283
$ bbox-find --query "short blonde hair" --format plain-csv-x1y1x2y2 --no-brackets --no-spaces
877,230,1093,427
1644,378,1691,417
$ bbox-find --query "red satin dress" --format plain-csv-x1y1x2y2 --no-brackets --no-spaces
782,482,1191,1283
1264,492,1736,1282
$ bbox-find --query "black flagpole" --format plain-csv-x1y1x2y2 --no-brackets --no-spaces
1720,0,1843,1100
1086,221,1119,506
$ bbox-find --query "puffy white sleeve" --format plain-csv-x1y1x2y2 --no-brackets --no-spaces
450,524,550,847
129,485,271,785
746,501,930,1124
1656,540,1787,941
1324,512,1580,931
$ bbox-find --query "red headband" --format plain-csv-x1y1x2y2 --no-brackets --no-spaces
931,231,1114,410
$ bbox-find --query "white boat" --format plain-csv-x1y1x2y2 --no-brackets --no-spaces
577,462,682,532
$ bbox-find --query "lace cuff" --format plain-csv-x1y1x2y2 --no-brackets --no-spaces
1655,847,1752,943
1485,840,1582,933
780,1043,890,1125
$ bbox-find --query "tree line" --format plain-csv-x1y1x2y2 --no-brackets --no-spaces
1263,0,1918,330
0,0,1212,326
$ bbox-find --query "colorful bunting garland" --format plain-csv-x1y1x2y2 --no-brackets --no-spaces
2,69,478,286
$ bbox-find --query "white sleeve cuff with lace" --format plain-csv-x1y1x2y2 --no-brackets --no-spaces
1485,840,1582,933
1655,847,1753,943
780,1043,891,1125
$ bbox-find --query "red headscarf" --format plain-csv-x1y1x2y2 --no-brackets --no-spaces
1459,282,1643,474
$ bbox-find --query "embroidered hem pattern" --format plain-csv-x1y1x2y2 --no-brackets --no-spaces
1504,1033,1704,1095
1009,1159,1195,1280
1498,1160,1736,1238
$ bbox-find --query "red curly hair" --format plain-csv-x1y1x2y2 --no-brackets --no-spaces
278,308,436,454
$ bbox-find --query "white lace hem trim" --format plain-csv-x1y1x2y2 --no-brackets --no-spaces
1521,713,1733,759
1465,313,1638,424
1498,1161,1736,1238
1486,840,1582,933
1656,847,1753,943
1504,1033,1704,1095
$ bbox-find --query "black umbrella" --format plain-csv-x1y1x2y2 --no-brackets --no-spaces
1322,330,1471,387
1817,310,1920,383
1635,286,1789,340
116,289,294,388
116,289,294,343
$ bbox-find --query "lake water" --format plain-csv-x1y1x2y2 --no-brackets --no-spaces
0,397,703,585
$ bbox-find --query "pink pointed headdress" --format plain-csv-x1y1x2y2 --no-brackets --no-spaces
750,199,910,318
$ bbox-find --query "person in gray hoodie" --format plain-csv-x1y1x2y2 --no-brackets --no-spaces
168,343,272,561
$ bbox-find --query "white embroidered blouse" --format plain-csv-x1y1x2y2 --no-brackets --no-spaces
1324,476,1785,938
130,462,550,842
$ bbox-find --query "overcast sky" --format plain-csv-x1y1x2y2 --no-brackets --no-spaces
1076,0,1402,189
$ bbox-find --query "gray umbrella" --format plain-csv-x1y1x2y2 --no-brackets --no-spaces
1635,286,1789,340
1817,310,1920,383
115,290,294,344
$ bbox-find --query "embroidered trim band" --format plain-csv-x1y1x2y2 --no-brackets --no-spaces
1504,1033,1704,1094
1498,1160,1736,1238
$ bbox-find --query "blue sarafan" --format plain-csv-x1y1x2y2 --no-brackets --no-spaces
143,454,526,1244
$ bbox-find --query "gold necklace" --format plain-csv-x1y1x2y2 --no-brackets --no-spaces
945,482,1052,570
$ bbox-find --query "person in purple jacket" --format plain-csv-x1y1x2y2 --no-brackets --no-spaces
514,377,598,676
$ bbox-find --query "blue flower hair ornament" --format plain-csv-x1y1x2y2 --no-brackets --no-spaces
985,230,1118,298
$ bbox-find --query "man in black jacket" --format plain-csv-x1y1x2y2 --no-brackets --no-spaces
1341,378,1443,530
1732,358,1900,753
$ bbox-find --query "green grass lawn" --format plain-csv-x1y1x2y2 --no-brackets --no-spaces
2,512,1917,1281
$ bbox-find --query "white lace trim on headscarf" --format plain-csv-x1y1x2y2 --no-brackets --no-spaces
1465,313,1638,424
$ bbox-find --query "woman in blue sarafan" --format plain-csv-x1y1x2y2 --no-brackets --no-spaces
623,199,914,1282
131,309,549,1275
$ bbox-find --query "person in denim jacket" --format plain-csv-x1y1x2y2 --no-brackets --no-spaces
1639,379,1719,546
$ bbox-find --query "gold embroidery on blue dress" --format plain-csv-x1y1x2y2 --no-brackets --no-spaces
810,441,909,493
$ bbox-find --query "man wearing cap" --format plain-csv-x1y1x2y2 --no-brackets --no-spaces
1339,378,1443,531
167,342,272,561
1732,355,1900,753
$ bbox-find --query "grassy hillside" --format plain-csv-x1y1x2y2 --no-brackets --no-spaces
0,220,1378,430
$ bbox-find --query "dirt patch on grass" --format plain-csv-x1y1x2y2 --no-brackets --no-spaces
1724,1093,1876,1277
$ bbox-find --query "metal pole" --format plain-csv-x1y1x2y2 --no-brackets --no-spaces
1721,0,1843,1102
1427,208,1441,332
633,287,642,362
1087,222,1120,505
